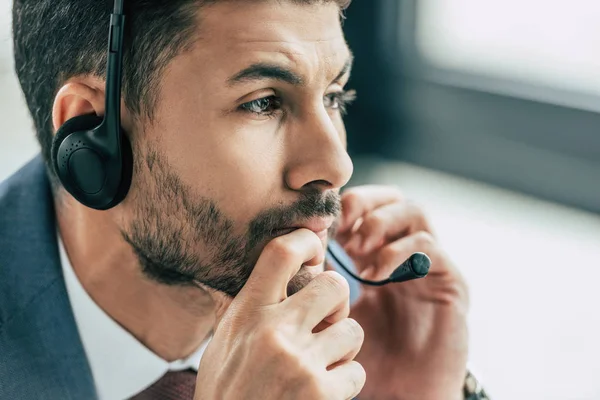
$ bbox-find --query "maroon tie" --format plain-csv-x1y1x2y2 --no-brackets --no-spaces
129,369,197,400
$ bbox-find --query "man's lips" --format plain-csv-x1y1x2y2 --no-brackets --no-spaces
271,217,335,239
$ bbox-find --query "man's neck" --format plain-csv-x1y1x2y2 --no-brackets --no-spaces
56,199,216,362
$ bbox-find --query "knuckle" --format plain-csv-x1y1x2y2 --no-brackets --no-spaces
253,324,279,346
249,325,339,399
438,285,469,313
350,362,367,393
282,358,323,398
342,318,364,344
443,272,470,310
250,328,290,365
378,245,398,267
412,205,430,229
265,237,300,263
319,271,350,298
342,189,362,204
255,320,295,346
363,211,385,232
420,250,470,310
405,198,424,215
414,231,435,248
256,325,308,368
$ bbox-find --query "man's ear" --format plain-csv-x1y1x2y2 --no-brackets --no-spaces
52,79,106,135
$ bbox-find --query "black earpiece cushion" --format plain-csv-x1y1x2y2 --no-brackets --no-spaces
51,114,104,171
50,113,134,209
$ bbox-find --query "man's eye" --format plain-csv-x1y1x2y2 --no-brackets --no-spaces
240,96,282,116
324,89,357,115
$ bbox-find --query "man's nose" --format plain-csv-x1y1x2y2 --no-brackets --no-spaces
284,108,354,192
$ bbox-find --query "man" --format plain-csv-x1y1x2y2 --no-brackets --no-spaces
0,0,487,399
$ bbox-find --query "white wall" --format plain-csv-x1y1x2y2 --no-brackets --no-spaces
353,158,600,400
0,0,39,181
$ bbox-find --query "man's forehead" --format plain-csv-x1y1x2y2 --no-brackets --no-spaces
191,1,350,80
198,1,344,40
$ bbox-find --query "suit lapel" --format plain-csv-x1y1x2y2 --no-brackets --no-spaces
0,156,97,399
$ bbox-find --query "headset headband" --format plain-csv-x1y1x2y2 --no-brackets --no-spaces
102,0,125,150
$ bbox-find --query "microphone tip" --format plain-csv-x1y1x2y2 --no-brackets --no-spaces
409,252,431,276
389,252,431,283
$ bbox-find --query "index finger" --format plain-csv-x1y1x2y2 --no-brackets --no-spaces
236,228,324,307
337,185,403,235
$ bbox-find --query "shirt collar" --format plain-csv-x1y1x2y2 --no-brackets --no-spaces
58,234,210,400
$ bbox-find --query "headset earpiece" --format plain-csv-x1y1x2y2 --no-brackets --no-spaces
51,114,103,168
51,113,133,210
50,1,130,210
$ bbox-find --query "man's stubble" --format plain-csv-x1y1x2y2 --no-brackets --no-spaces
121,143,341,298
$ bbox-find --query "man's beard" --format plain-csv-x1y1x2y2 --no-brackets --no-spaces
121,146,341,298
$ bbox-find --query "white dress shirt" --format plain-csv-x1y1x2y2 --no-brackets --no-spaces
58,235,211,400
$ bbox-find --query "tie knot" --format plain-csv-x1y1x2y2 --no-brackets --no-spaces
130,369,197,400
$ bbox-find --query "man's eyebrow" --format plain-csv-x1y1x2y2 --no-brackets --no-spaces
227,64,304,86
332,54,354,84
227,53,354,87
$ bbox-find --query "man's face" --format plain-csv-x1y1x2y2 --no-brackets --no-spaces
120,1,354,297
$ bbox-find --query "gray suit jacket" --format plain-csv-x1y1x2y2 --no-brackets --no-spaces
0,156,361,400
0,156,96,399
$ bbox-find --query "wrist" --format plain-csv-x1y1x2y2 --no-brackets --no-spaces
407,369,487,400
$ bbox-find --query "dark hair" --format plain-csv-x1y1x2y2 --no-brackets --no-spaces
12,0,350,182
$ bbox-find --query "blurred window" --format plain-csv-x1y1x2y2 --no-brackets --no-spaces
363,0,600,213
413,0,600,109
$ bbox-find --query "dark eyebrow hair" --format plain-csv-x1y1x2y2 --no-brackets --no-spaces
227,53,355,87
227,64,304,86
333,54,354,84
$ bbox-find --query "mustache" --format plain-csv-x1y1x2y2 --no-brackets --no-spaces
248,190,341,242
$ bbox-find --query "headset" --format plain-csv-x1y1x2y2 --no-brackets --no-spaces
51,0,131,210
51,0,430,286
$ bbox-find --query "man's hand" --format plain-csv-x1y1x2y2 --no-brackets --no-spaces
195,229,366,400
336,185,469,400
